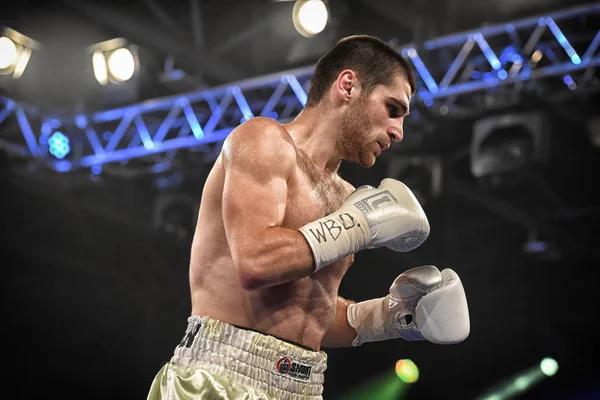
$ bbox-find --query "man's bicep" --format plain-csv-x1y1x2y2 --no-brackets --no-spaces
222,160,289,236
221,122,296,248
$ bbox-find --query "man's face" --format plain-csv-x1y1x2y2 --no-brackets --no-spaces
340,74,412,167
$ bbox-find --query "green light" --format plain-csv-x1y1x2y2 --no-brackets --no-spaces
540,357,558,376
514,376,530,390
336,370,410,400
395,359,419,383
480,395,502,400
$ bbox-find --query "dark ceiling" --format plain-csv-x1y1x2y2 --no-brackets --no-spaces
2,0,597,109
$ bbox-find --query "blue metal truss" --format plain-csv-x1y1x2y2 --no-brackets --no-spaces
1,3,599,173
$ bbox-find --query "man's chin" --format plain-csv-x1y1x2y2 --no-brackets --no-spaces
358,155,376,168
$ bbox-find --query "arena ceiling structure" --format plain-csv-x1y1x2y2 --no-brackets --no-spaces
1,1,600,399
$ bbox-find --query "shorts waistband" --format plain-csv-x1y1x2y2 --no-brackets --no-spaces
229,322,317,352
171,316,327,399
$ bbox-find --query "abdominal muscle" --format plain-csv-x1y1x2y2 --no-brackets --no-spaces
190,252,346,351
189,157,352,351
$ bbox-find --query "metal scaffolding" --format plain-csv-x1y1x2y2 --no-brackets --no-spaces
1,3,599,173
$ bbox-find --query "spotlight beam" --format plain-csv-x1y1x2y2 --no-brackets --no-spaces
211,1,273,57
141,0,178,31
476,358,559,400
190,0,205,48
57,0,244,84
213,18,271,57
358,0,420,32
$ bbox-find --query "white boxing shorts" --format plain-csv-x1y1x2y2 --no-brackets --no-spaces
147,316,328,400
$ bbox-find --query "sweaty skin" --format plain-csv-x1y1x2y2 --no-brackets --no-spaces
189,73,412,351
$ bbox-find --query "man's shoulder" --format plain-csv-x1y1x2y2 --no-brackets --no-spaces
228,116,294,147
222,117,297,168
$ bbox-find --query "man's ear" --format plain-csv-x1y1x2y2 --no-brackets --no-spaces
336,69,357,102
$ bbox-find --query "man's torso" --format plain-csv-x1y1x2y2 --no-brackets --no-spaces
188,127,354,350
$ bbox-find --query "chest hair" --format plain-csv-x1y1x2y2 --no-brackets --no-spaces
296,149,350,215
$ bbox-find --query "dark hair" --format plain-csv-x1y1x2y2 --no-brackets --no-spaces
305,35,417,108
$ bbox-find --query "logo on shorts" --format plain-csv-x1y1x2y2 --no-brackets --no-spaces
277,357,292,374
275,356,312,381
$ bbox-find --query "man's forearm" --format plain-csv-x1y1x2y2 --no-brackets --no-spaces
321,297,358,348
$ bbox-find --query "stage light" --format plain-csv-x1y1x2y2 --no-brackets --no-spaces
0,27,40,79
540,357,558,377
0,36,18,70
48,131,71,160
107,47,136,82
92,50,108,85
87,38,141,107
293,0,328,37
89,38,139,85
522,231,549,254
12,47,31,79
476,357,560,400
470,112,551,185
339,367,411,400
395,359,419,383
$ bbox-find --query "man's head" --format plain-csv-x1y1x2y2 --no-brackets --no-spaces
306,35,416,108
306,35,417,167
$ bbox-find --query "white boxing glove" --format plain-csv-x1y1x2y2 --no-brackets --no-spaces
346,265,470,346
299,178,430,272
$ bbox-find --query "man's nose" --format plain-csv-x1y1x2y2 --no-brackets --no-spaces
388,124,403,142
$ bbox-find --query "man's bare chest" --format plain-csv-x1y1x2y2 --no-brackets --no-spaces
283,166,351,230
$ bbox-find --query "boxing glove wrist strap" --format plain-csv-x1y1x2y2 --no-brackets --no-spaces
346,296,398,347
299,209,369,272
